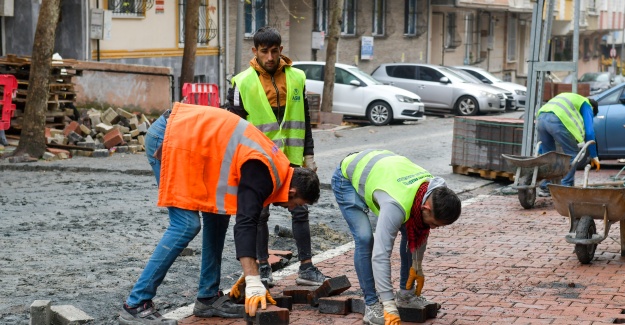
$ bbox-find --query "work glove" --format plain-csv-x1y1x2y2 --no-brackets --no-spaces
405,267,425,296
591,157,600,171
228,274,246,299
382,300,401,325
303,155,317,172
244,275,276,316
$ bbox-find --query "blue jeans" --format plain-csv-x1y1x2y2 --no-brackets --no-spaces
126,113,231,307
537,112,579,187
331,165,413,305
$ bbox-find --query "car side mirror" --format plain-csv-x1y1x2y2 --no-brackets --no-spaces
439,77,450,84
349,80,361,86
620,97,625,105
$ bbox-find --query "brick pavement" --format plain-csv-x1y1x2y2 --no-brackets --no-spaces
179,167,625,325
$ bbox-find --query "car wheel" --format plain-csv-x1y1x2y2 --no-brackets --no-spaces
367,101,393,126
455,96,479,116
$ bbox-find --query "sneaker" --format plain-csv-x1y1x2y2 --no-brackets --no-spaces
537,188,551,197
119,301,178,325
295,265,329,286
363,302,385,325
193,291,245,318
259,263,275,288
396,290,429,308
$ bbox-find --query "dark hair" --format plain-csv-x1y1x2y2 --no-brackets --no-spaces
291,167,320,204
253,26,282,48
431,187,461,225
588,98,599,117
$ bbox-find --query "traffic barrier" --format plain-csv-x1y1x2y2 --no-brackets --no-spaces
0,74,17,130
181,83,220,107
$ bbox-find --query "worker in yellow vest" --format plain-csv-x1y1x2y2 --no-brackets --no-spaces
227,26,326,287
332,150,462,325
536,93,599,197
119,103,320,325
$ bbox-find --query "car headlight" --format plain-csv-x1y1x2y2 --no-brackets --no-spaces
479,91,498,99
515,89,526,96
396,95,420,103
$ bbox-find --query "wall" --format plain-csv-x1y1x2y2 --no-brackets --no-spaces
73,61,172,114
55,0,88,60
4,0,38,56
288,0,313,62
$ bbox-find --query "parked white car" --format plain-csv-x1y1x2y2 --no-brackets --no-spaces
454,66,527,109
292,61,425,126
371,63,506,116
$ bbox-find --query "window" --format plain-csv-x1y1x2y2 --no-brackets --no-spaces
178,0,217,46
245,0,267,36
386,65,417,79
315,0,329,32
507,14,517,62
372,0,385,36
335,68,359,85
341,0,356,35
418,67,444,82
297,65,324,81
583,37,590,61
445,12,460,49
404,0,417,36
593,37,600,57
108,0,146,18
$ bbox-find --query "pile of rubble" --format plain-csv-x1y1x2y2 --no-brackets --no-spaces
43,106,150,160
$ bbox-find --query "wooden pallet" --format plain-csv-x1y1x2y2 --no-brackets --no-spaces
452,165,515,182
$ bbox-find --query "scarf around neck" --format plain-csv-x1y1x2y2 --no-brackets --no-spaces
405,181,430,253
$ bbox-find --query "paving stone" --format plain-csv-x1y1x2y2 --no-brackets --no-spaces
282,286,316,304
63,121,80,137
92,149,110,158
244,305,289,325
30,300,51,325
103,128,123,149
116,107,134,119
95,123,113,134
318,296,351,315
101,107,119,125
398,305,427,323
308,275,351,307
50,305,93,324
349,297,365,315
272,295,292,311
268,249,293,260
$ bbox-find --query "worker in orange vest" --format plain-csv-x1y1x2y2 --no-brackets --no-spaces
119,103,320,325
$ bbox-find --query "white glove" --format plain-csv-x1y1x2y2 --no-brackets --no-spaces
244,275,274,316
303,155,317,172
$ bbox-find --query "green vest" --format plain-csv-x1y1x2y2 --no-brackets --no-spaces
537,92,588,143
341,149,433,222
232,66,307,165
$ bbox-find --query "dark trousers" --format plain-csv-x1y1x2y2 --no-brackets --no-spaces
256,205,312,262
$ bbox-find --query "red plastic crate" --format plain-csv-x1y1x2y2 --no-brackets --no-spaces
181,83,220,107
0,74,17,131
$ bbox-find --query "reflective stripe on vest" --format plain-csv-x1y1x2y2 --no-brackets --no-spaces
215,118,283,213
341,150,432,222
537,93,587,143
232,67,306,165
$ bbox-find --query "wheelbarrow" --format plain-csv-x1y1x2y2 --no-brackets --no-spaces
549,166,625,264
501,141,593,209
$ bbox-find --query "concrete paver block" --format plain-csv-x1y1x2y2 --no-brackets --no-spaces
308,275,351,307
318,296,351,315
272,295,292,311
349,297,365,315
282,286,316,304
50,305,93,324
244,305,289,325
30,300,51,325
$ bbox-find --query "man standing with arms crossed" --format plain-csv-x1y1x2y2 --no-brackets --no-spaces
228,26,327,287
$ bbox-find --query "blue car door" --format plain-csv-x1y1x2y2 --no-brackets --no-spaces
603,87,625,157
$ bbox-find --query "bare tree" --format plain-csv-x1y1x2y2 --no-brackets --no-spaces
11,0,62,159
180,0,200,100
320,0,343,113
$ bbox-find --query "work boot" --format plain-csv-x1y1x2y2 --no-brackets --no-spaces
296,265,329,286
193,291,245,318
362,302,385,325
259,263,275,288
537,188,551,197
119,300,178,325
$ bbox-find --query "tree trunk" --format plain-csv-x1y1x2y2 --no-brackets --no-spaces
320,0,343,113
14,0,62,159
180,0,200,100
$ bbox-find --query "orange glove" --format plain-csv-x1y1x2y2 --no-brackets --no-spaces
244,275,276,316
405,266,425,296
382,300,401,325
591,158,600,171
228,275,246,299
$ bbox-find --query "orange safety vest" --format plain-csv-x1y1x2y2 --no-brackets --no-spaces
157,102,294,214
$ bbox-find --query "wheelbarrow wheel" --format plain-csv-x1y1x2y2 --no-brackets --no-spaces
574,216,597,264
518,189,536,209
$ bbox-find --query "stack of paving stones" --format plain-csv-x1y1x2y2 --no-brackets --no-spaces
42,107,150,160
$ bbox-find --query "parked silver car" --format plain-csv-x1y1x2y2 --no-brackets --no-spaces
371,63,506,116
454,65,527,109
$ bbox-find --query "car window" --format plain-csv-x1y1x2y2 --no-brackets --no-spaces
296,64,324,81
386,65,417,79
418,67,443,82
597,87,622,105
347,66,381,85
465,70,492,84
335,68,356,85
